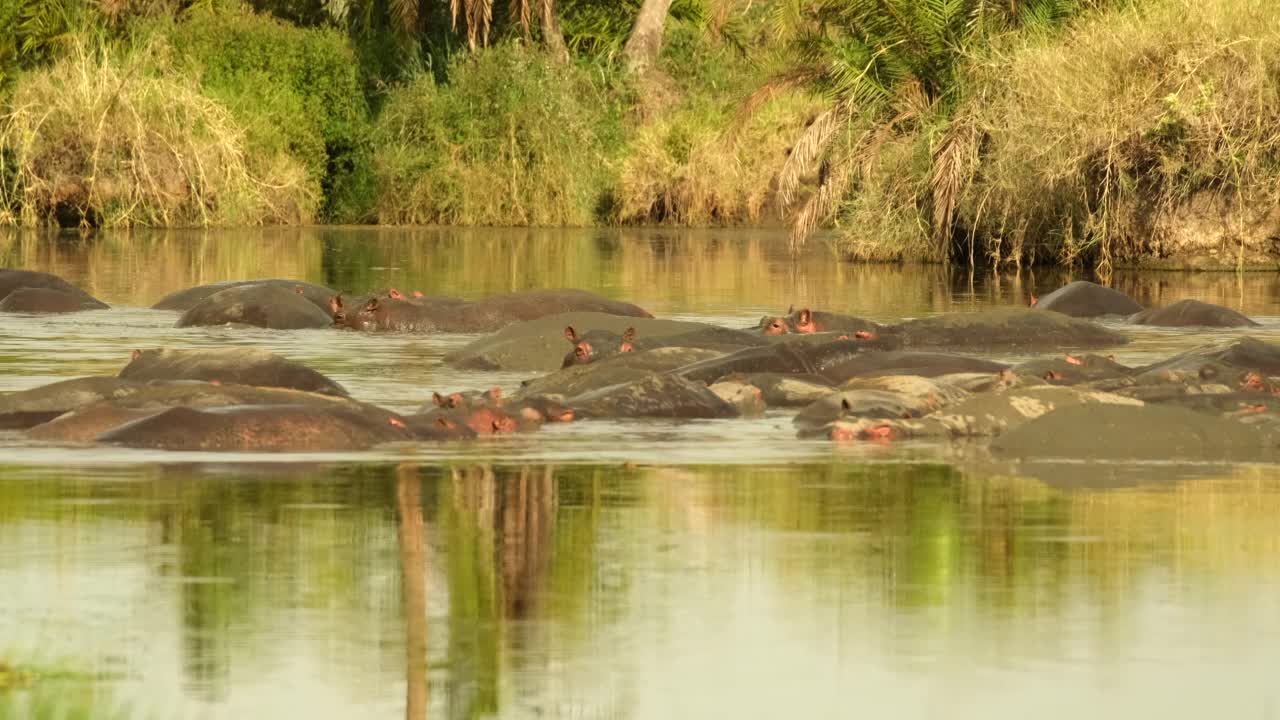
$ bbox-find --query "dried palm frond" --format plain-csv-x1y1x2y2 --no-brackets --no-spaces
389,0,418,34
737,65,825,123
777,105,846,209
929,114,979,254
789,151,855,252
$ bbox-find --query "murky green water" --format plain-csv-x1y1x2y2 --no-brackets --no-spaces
2,228,1279,718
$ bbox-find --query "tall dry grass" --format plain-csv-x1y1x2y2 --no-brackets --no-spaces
963,0,1280,269
616,91,823,226
0,37,314,227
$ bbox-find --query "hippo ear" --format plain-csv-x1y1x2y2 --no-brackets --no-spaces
799,308,812,325
622,327,637,343
294,285,305,295
329,294,343,311
389,288,404,300
413,290,424,298
131,349,142,361
432,392,448,408
564,326,578,344
841,397,852,412
787,305,794,314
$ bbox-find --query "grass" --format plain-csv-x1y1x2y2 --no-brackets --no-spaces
0,36,313,227
371,42,622,226
960,0,1280,269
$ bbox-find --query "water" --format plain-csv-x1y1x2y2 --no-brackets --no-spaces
1,228,1279,719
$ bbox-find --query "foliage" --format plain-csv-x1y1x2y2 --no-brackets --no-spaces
370,42,619,225
959,0,1280,269
165,2,375,221
0,37,312,227
755,0,1116,253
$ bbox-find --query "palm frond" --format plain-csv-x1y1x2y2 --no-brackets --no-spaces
778,106,845,209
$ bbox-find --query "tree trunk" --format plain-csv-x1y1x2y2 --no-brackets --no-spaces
622,0,675,74
540,0,570,64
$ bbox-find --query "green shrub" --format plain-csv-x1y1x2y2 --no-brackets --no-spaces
960,0,1280,268
0,38,312,226
372,42,619,226
165,3,375,221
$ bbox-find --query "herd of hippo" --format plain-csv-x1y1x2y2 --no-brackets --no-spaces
2,267,1279,462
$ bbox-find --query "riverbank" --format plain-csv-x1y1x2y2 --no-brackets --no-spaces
2,0,1277,270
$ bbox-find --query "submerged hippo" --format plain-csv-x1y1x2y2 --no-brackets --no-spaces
566,374,739,420
1131,337,1280,387
98,404,415,452
176,284,333,330
0,269,108,313
561,324,768,368
675,337,900,385
708,373,835,408
811,386,1143,442
519,347,724,399
0,287,109,313
895,308,1128,352
152,279,337,313
119,348,349,397
25,382,398,443
758,308,888,337
0,376,148,429
1012,354,1135,386
991,403,1275,462
1128,299,1259,328
334,288,651,334
1032,281,1142,317
446,313,715,372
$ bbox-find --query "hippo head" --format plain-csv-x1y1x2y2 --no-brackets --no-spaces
432,387,503,410
461,406,517,435
760,316,790,335
791,308,819,334
328,294,347,324
561,326,637,368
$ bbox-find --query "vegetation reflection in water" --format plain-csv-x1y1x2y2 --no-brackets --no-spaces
0,462,1278,719
2,227,1279,318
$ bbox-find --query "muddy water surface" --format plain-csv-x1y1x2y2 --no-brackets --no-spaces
1,228,1278,719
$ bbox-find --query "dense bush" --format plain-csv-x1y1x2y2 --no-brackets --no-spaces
371,42,620,226
165,3,375,221
0,39,312,226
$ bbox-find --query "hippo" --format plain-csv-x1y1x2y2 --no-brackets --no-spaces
118,348,348,397
708,373,835,408
423,387,504,412
446,313,716,372
810,386,1143,441
1130,338,1280,388
990,403,1275,462
519,347,724,399
894,308,1128,352
402,413,479,440
758,308,890,338
1011,354,1135,386
334,288,652,334
98,404,415,452
1031,281,1143,317
820,351,1010,383
0,287,109,313
25,382,402,442
561,324,769,369
1128,299,1259,328
0,376,148,429
176,284,333,330
407,405,519,435
0,269,108,312
562,326,637,367
566,374,739,420
675,337,899,385
151,279,337,313
707,381,767,417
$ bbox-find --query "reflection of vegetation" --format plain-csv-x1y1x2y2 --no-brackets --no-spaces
0,461,1279,716
0,659,132,720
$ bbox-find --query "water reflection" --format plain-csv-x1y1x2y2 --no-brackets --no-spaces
0,462,1277,718
5,227,1280,318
